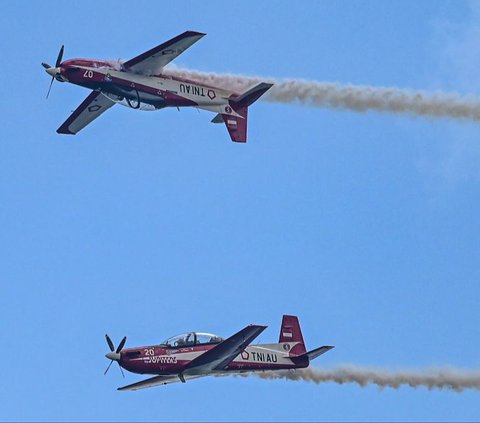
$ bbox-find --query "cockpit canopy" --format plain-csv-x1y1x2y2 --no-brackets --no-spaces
161,332,224,348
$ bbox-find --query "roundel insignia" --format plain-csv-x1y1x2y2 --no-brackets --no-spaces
88,105,101,112
207,89,216,100
283,343,290,351
241,351,249,360
225,106,232,113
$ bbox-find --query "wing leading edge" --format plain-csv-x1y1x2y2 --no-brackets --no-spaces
57,91,115,135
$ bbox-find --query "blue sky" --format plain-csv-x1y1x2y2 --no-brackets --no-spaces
1,0,480,421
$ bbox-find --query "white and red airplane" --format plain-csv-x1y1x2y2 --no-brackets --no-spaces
104,315,334,391
42,31,272,142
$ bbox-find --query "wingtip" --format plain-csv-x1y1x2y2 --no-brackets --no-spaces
320,345,335,351
56,127,75,135
185,30,207,37
259,82,274,92
249,324,268,329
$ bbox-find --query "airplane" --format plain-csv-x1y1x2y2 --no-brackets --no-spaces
42,31,273,142
104,315,334,391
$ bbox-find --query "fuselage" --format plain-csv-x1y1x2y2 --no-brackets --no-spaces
57,59,237,116
118,337,308,376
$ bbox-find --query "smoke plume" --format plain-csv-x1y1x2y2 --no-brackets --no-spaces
231,366,480,392
165,68,480,122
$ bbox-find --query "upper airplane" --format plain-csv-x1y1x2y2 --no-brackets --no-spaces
104,315,334,391
42,31,273,142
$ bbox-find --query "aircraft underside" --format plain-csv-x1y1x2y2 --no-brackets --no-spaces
68,66,231,112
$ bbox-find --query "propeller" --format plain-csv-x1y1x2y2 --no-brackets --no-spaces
104,334,127,377
55,45,64,68
106,334,115,352
42,45,64,99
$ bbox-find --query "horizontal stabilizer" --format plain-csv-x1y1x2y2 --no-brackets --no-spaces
232,82,273,107
304,345,335,361
291,345,334,365
211,113,224,124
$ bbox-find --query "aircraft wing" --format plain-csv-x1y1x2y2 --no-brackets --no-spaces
123,31,206,75
57,91,115,135
184,324,267,373
117,374,205,391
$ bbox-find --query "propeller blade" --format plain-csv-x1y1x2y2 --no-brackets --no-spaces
116,336,127,353
55,45,64,68
105,334,115,352
46,76,54,99
41,62,51,69
104,360,114,375
117,363,125,378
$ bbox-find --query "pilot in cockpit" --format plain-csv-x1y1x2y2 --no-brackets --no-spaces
175,336,186,347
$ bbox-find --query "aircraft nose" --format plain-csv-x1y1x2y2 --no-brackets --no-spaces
45,66,68,82
106,352,121,361
45,67,59,77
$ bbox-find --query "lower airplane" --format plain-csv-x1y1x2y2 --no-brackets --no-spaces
104,315,334,391
42,30,272,142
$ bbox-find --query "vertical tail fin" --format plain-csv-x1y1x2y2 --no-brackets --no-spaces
218,106,248,143
279,315,334,367
211,82,273,143
279,315,306,355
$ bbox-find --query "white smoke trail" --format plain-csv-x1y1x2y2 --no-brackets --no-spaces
164,68,480,122
229,366,480,392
